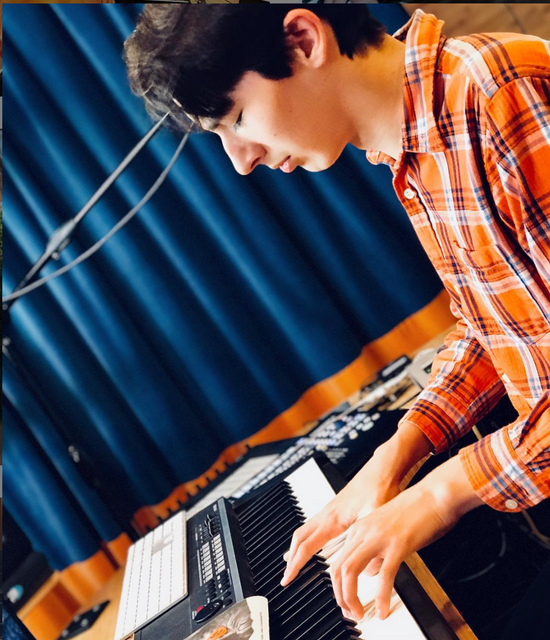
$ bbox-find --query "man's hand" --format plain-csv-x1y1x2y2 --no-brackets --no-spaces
281,422,434,589
328,481,453,621
281,443,403,589
285,454,484,623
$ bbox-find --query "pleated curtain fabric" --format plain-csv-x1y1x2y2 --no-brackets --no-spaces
2,3,444,570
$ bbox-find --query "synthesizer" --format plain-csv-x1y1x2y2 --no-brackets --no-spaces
179,354,417,523
130,457,460,640
180,409,408,525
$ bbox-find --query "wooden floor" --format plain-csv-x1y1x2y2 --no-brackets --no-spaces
405,3,550,40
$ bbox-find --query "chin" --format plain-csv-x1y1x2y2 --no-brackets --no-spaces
304,156,337,173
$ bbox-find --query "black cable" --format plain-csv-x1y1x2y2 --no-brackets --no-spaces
2,132,189,304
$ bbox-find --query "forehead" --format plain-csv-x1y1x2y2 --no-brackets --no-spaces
184,71,266,133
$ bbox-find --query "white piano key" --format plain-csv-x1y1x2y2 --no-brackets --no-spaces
187,455,279,517
358,594,426,639
159,544,172,611
134,535,153,627
284,458,427,639
171,514,185,599
125,539,143,628
115,510,188,640
114,545,134,639
147,542,162,618
285,457,336,519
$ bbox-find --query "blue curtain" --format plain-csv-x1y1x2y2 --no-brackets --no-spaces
3,4,444,571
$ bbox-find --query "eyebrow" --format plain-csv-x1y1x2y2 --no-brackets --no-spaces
181,111,220,133
203,118,221,132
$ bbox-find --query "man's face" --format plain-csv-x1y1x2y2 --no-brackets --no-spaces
210,68,353,176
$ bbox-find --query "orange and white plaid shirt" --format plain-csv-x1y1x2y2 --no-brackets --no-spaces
367,10,550,512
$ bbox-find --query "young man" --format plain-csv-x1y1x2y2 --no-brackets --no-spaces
125,4,550,626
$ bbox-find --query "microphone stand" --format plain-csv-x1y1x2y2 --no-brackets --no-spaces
3,114,172,548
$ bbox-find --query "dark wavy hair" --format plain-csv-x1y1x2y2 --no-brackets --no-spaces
124,5,386,132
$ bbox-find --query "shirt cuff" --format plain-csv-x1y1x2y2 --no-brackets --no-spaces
398,386,473,455
459,427,550,512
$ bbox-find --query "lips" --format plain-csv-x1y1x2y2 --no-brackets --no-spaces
277,156,296,173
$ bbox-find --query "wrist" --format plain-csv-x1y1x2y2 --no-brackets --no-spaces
374,421,434,485
418,455,484,523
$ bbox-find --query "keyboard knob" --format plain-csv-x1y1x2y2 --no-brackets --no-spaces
194,600,223,623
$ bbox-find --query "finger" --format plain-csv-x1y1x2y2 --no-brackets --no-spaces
283,519,316,565
281,525,329,585
329,556,345,618
375,556,401,620
330,537,364,621
322,531,348,558
341,559,363,622
364,556,384,576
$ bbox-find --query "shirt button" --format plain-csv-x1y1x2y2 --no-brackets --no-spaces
404,188,415,200
505,499,518,510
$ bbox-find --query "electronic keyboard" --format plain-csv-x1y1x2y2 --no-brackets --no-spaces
128,457,460,640
115,511,188,640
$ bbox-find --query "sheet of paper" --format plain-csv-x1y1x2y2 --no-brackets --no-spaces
183,596,270,640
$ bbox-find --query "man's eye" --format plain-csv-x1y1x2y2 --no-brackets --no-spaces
234,111,243,129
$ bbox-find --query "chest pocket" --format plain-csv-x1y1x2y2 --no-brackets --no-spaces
454,242,510,282
452,242,549,340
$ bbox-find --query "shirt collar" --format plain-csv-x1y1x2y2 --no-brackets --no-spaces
366,10,448,167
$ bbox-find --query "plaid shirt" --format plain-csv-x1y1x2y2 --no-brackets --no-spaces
367,10,550,512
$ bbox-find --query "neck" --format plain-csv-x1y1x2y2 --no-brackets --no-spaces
341,35,406,160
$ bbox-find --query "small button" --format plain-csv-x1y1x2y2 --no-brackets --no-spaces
195,600,222,623
404,188,415,200
505,499,518,510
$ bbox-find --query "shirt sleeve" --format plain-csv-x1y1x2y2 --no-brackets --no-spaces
459,392,550,511
398,312,506,454
461,74,550,512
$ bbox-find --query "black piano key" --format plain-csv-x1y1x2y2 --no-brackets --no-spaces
236,477,286,512
249,532,305,569
247,482,297,515
241,500,303,540
278,577,332,626
253,555,288,588
245,510,303,554
239,488,299,530
234,475,364,640
249,536,298,575
258,531,325,572
279,586,335,635
239,485,297,523
256,558,316,598
287,595,362,640
277,576,362,640
266,558,325,601
242,501,300,540
318,628,361,640
250,506,303,543
340,616,362,634
286,607,346,640
283,605,337,640
237,481,293,520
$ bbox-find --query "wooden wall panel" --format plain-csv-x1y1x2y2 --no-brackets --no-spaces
405,4,550,40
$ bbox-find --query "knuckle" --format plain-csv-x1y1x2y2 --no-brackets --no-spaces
293,526,307,543
340,561,355,581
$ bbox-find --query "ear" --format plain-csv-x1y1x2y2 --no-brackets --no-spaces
283,9,329,69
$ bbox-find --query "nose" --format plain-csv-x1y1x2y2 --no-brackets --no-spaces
218,132,266,175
